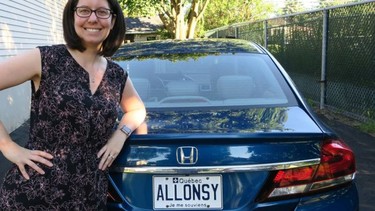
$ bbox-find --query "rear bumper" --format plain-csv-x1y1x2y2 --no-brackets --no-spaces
253,183,358,211
295,183,359,211
107,183,358,211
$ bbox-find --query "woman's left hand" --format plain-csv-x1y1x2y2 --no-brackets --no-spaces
97,132,127,170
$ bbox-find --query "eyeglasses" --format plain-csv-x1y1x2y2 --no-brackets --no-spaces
74,7,114,19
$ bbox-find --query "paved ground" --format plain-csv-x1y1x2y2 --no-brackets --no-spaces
315,112,375,211
1,113,374,210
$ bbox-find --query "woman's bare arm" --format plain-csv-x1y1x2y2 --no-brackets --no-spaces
0,48,53,179
97,77,146,170
0,48,42,91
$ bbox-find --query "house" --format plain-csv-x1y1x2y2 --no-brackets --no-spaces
0,0,67,132
125,16,164,42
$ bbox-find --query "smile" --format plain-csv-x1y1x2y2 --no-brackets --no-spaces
85,28,101,32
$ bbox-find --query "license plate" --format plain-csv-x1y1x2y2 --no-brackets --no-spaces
153,175,223,210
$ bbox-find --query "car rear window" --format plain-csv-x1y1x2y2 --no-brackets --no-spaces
116,53,297,108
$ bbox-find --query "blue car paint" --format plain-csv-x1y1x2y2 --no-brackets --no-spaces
142,106,322,134
107,179,358,210
295,184,359,211
108,39,358,211
107,107,327,210
106,107,355,210
107,106,357,210
118,138,322,167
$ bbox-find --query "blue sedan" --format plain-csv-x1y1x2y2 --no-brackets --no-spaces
107,39,358,210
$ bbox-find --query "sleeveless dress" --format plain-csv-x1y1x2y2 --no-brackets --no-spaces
0,45,127,210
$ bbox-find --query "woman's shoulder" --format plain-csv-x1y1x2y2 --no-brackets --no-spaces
106,58,125,73
38,44,66,51
107,59,128,77
37,44,67,56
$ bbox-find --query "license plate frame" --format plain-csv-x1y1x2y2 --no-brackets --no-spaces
153,175,223,210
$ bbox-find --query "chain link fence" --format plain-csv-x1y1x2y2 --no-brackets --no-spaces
207,1,375,121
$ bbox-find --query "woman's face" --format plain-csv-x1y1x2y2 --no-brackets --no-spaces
74,0,115,49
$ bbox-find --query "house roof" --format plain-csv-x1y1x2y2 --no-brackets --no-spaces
125,16,164,35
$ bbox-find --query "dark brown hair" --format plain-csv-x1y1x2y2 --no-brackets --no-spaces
63,0,125,57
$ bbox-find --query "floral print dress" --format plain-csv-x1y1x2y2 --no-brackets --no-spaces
0,45,127,210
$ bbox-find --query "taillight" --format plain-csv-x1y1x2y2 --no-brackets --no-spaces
258,139,356,201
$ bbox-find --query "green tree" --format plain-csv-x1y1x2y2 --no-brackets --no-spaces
318,0,364,8
120,0,276,39
119,0,210,39
282,0,305,14
119,0,160,17
202,0,274,30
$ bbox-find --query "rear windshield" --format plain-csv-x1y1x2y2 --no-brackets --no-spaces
116,53,297,108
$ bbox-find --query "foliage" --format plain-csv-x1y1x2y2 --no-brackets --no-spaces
275,0,368,15
282,0,305,14
202,0,274,31
359,121,375,135
146,107,289,133
119,0,210,39
119,0,276,39
318,0,364,8
113,39,258,61
157,28,174,39
119,0,161,17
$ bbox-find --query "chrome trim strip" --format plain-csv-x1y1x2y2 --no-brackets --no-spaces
110,158,320,174
309,173,355,191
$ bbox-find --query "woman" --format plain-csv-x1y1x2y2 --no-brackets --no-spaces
0,0,146,209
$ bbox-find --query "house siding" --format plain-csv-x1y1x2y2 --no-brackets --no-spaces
0,0,67,132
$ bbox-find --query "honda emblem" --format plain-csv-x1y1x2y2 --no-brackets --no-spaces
176,146,198,165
